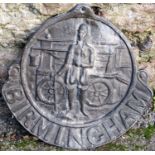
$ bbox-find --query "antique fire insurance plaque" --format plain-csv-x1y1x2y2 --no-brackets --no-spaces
2,5,152,149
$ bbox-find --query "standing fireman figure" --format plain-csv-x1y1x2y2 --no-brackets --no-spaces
61,24,95,119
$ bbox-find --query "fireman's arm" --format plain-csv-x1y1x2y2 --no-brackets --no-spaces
89,48,95,67
65,45,74,66
57,45,74,76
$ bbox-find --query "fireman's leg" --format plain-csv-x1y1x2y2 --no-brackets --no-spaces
79,69,88,116
68,88,77,111
79,88,88,117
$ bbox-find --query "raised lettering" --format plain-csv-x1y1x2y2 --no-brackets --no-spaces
87,124,110,146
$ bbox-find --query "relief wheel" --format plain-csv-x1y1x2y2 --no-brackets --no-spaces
37,79,64,105
86,80,110,107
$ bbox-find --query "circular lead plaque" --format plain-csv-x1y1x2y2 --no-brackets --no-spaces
2,5,152,149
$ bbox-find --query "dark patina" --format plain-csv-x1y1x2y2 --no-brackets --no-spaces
2,4,152,149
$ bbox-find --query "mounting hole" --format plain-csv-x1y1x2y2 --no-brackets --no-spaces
80,6,87,13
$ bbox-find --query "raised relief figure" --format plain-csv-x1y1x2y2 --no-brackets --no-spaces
59,24,95,118
2,5,152,149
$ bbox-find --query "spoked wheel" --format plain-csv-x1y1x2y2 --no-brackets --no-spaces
86,80,110,107
37,79,64,105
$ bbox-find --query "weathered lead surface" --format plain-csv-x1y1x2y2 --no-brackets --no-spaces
2,4,152,149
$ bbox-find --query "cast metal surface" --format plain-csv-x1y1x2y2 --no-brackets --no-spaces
2,4,153,149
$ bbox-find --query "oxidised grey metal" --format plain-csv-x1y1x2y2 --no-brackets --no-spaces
2,4,153,149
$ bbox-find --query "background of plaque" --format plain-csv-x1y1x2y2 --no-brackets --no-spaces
0,3,155,151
